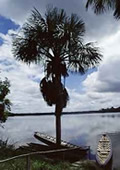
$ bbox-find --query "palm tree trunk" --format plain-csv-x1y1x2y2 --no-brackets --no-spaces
54,75,63,147
55,103,62,147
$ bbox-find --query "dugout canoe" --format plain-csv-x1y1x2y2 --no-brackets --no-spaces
96,134,112,166
34,132,89,151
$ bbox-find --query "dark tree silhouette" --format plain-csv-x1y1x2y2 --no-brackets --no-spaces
0,78,11,122
86,0,120,19
12,6,102,146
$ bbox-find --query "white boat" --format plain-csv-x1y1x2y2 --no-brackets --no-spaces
96,134,112,166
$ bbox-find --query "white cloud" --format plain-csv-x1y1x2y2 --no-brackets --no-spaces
1,24,120,112
0,0,39,25
0,0,68,25
82,28,120,109
0,0,119,40
0,31,55,113
0,1,120,112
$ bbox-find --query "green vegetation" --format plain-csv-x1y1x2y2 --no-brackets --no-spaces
0,158,103,170
0,158,71,170
0,78,12,122
0,139,70,170
73,160,102,170
0,139,103,170
32,160,70,170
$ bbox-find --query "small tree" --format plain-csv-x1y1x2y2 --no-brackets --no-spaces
13,6,102,146
0,78,11,122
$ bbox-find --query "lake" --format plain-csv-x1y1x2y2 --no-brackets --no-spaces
0,112,120,169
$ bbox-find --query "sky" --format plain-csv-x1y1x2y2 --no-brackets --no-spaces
0,0,120,113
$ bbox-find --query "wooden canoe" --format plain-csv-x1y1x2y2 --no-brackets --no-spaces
34,132,89,151
96,134,112,166
34,132,90,161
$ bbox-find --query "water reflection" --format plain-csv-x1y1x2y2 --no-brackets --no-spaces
0,113,120,169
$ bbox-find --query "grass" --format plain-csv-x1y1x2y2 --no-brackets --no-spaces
0,139,71,170
0,159,71,170
73,160,103,170
0,139,105,170
0,159,104,170
32,160,70,170
0,156,70,170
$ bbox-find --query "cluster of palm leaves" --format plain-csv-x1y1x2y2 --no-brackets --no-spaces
13,7,102,109
40,77,69,108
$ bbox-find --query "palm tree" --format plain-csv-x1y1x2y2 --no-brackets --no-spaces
12,6,102,146
86,0,120,19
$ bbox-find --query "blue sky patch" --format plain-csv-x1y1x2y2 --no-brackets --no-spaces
0,15,19,34
28,75,40,83
65,68,97,92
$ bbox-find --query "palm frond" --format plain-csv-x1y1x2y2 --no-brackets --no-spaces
68,42,102,74
12,8,49,64
86,0,120,19
114,0,120,19
69,13,85,38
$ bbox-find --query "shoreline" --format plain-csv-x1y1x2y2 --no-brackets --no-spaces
8,111,120,117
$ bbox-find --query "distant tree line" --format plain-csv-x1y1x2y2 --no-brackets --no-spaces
100,106,120,113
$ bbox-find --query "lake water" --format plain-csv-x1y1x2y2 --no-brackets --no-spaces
0,112,120,169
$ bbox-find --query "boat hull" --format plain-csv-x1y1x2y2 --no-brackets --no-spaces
34,132,89,161
96,134,112,167
34,132,88,150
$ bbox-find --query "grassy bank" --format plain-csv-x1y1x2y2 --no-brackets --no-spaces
0,158,70,170
0,139,70,170
0,159,103,170
0,139,106,170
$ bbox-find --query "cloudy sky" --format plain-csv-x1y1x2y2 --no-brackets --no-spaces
0,0,120,113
